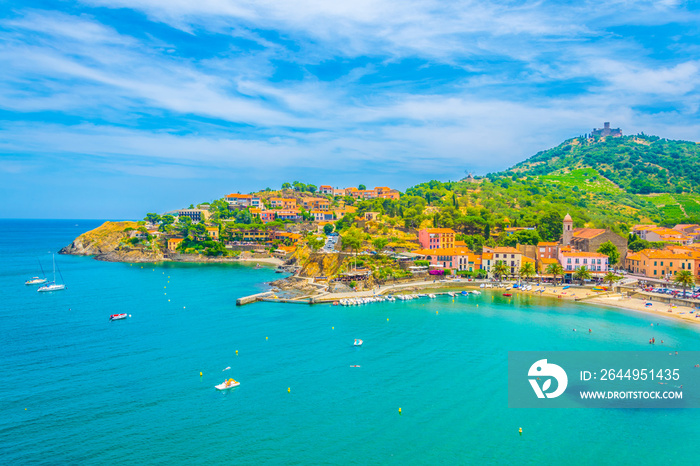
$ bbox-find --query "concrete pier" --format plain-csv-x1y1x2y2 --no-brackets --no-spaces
236,291,274,306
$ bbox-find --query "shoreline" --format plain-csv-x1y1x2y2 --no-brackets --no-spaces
272,278,700,325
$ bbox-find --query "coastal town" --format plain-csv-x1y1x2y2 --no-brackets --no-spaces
62,177,700,322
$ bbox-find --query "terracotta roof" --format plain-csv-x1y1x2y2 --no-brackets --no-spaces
492,247,521,254
411,247,472,256
540,258,559,264
572,228,606,239
522,256,536,263
564,213,572,221
640,249,695,260
561,251,608,258
537,242,558,246
422,228,456,234
482,253,493,259
168,238,184,243
226,193,253,198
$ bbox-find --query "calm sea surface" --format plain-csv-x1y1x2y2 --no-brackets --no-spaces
1,219,699,465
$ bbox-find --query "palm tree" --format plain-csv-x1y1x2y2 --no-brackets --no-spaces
673,270,695,298
573,266,592,286
493,260,509,282
545,262,564,285
603,271,621,290
519,262,536,283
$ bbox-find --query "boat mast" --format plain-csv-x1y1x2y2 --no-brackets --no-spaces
38,259,46,278
55,256,65,285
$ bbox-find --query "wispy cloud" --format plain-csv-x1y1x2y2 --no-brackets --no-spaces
1,1,699,217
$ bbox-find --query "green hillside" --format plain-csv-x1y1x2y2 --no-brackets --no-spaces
507,134,700,194
349,134,700,246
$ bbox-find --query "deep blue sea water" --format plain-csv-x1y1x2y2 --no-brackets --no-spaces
2,219,700,465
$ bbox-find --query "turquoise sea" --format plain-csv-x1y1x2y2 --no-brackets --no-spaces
2,219,700,465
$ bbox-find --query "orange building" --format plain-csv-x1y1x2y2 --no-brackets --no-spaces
624,249,698,280
168,238,184,252
270,198,297,209
302,197,330,211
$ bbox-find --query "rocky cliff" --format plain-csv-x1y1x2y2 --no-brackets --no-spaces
59,221,167,262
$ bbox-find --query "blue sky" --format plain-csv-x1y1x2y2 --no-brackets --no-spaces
1,0,699,219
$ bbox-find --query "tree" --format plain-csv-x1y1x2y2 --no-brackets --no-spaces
281,182,291,189
502,229,541,247
144,213,161,224
545,262,564,285
341,226,364,269
573,266,592,285
597,241,620,267
358,184,366,190
484,224,490,240
673,270,695,297
323,223,334,235
603,271,621,289
519,261,536,282
372,237,389,254
537,211,563,242
307,235,325,251
307,184,317,193
160,215,175,232
493,261,509,281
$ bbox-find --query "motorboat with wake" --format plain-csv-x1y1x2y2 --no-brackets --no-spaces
216,378,240,390
354,339,363,346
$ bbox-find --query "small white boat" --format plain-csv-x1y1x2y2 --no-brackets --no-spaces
428,294,436,298
110,313,128,321
354,339,363,346
26,259,48,285
25,276,47,285
447,292,455,297
216,378,240,390
37,255,66,292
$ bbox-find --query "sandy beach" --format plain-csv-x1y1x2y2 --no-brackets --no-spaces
304,279,700,325
496,284,700,325
236,256,285,266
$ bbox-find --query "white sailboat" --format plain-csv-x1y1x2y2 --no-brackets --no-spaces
25,259,48,285
38,255,66,292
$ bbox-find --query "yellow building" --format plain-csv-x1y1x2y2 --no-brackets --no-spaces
205,226,219,240
168,238,184,252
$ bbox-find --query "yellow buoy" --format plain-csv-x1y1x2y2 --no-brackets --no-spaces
200,372,203,377
332,327,334,330
519,427,522,435
398,407,402,415
387,318,389,321
476,304,479,308
164,286,166,288
436,311,438,314
168,299,170,302
288,387,291,393
266,336,268,340
235,350,238,355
